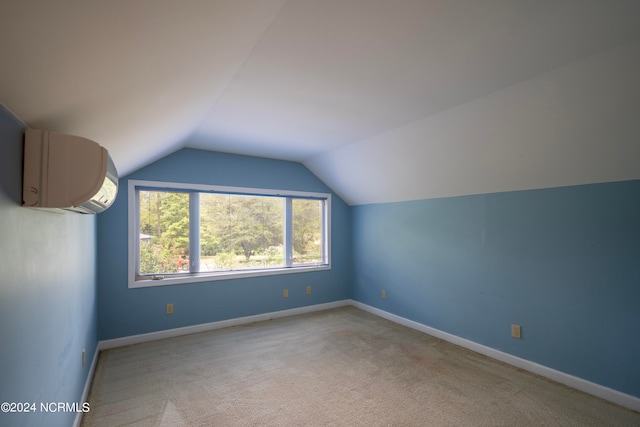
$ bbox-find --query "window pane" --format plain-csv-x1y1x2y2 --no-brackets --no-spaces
138,191,190,275
292,199,323,265
200,194,284,271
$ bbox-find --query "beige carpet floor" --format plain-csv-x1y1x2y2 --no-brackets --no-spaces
82,306,640,426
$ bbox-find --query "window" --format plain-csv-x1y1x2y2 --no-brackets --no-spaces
128,180,330,287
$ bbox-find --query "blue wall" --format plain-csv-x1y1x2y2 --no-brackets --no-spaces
97,148,351,340
0,106,98,427
352,181,640,398
4,92,635,417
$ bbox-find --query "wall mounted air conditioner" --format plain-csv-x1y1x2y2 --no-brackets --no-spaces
22,129,118,214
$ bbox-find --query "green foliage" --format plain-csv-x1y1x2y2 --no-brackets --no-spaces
265,245,284,265
138,191,189,275
139,243,185,274
214,251,237,270
201,194,283,262
292,199,322,256
158,192,190,255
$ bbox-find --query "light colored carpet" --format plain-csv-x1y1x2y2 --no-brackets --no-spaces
82,307,640,426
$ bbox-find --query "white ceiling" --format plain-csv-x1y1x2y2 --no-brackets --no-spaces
1,1,639,205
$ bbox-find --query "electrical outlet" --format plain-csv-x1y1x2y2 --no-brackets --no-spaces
166,303,174,315
283,289,289,298
381,289,386,299
306,286,312,295
82,349,86,368
511,324,522,339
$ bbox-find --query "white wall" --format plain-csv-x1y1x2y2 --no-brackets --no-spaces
306,40,640,205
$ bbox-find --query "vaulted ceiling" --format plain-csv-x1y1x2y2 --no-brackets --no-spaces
1,1,639,205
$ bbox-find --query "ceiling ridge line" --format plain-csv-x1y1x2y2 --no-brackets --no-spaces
188,0,292,139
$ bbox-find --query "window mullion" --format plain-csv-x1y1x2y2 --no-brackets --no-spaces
321,200,327,264
134,189,141,275
189,192,200,273
284,198,293,267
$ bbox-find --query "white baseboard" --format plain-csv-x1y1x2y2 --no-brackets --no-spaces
350,300,640,413
98,300,351,350
94,298,639,413
73,343,100,427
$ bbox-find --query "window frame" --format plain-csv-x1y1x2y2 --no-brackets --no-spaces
128,180,331,288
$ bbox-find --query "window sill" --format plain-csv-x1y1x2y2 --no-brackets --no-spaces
129,264,331,288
